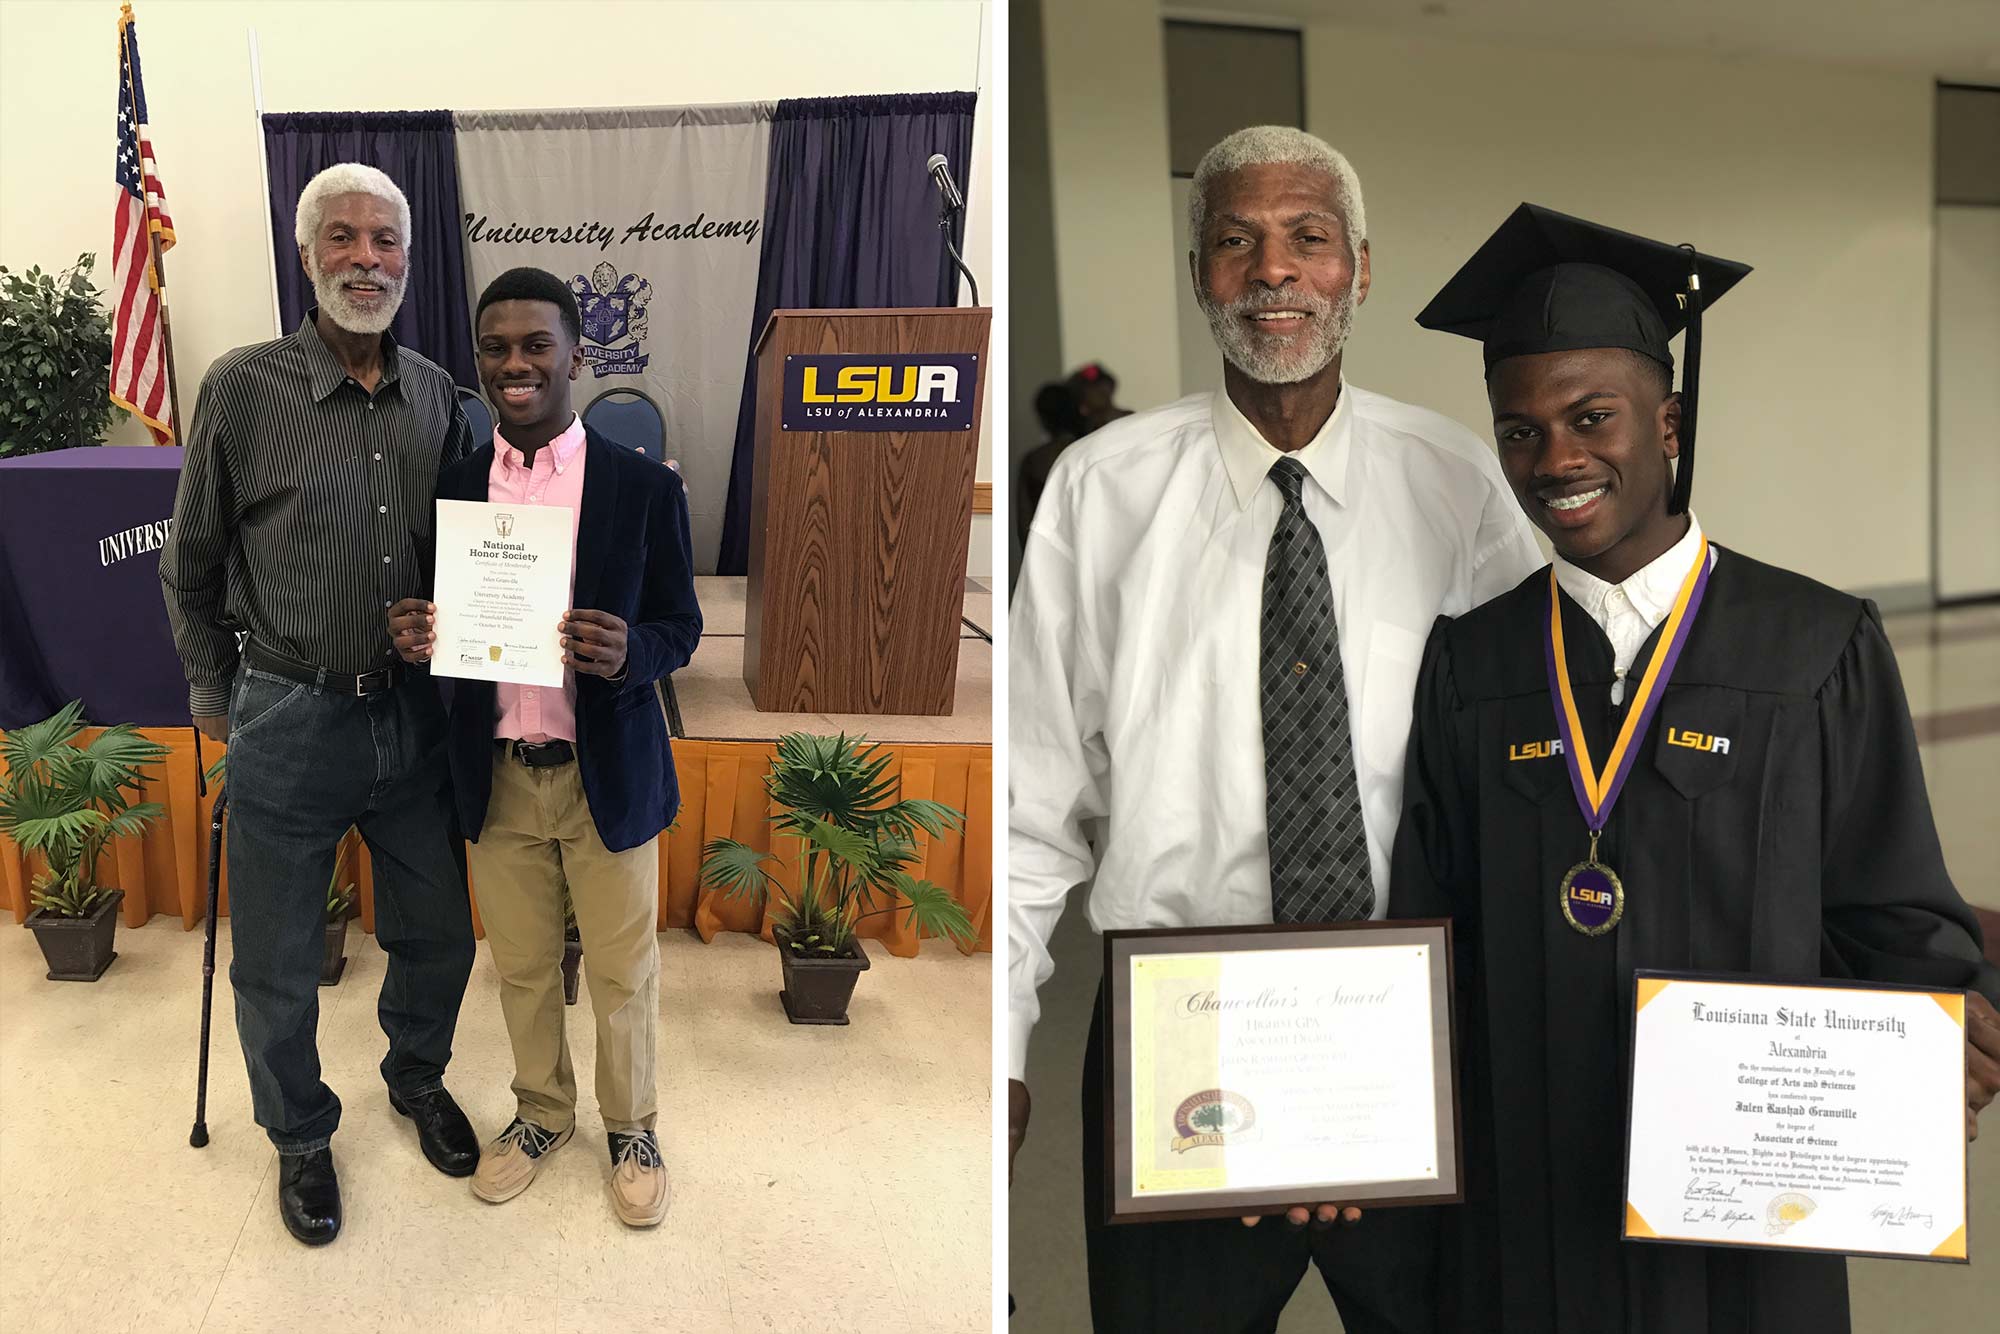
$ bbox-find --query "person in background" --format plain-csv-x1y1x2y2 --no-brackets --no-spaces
1017,381,1088,548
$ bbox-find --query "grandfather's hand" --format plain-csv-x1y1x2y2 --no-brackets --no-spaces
1243,1204,1363,1228
1967,991,2000,1142
388,598,436,664
193,713,228,743
1008,1079,1031,1186
561,609,628,678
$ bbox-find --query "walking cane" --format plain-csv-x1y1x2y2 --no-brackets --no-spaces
190,781,227,1149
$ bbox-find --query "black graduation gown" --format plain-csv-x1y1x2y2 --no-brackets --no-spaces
1390,545,1997,1334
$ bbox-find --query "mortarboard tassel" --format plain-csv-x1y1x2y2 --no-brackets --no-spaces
1670,244,1703,515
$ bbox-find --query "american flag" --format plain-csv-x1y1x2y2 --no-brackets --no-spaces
111,3,176,444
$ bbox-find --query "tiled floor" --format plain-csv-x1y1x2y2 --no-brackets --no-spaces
0,920,990,1333
1010,601,2000,1332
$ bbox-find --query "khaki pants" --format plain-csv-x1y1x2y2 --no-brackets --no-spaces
469,746,659,1135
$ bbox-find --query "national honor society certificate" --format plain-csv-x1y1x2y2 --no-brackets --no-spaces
430,500,573,688
1104,923,1460,1223
1624,973,1969,1262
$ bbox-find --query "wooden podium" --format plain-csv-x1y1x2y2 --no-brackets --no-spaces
744,307,991,715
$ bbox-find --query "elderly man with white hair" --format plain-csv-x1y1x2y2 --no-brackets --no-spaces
161,162,478,1247
1007,127,1542,1330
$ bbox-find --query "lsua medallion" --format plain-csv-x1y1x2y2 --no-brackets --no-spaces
1559,860,1624,936
1171,1089,1257,1153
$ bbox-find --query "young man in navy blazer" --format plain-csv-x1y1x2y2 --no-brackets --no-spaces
389,267,700,1227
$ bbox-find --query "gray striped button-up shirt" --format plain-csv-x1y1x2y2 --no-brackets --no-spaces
160,313,473,717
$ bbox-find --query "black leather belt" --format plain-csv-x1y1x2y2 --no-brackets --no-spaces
244,641,403,697
499,738,574,767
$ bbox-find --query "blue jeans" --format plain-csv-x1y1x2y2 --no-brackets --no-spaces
224,666,474,1154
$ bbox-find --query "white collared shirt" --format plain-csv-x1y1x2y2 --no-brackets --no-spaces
1007,383,1543,1078
1552,513,1712,704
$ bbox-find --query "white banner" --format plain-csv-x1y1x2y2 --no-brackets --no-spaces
454,104,773,572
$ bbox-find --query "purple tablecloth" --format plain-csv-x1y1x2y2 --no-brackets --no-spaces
0,447,191,728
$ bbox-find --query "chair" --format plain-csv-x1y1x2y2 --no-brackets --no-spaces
456,386,493,446
582,387,666,461
581,388,685,734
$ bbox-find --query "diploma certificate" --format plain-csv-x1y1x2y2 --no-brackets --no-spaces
430,499,573,688
1104,922,1460,1224
1624,972,1969,1262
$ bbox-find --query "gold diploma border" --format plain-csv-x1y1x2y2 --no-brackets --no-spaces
1624,977,1969,1260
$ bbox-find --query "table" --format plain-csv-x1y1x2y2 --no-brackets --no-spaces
0,447,189,728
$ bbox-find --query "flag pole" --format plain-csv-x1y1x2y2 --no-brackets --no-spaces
120,3,182,445
145,231,184,445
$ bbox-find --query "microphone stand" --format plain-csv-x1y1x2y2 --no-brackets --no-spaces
938,197,980,307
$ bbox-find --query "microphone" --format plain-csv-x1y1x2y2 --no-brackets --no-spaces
927,153,965,213
926,152,979,306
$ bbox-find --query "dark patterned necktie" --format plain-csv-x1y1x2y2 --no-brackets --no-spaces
1262,458,1373,923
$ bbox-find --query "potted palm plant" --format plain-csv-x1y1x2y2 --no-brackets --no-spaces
0,700,167,980
698,732,975,1025
321,839,358,986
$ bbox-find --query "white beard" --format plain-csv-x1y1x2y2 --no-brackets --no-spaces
1198,275,1359,385
308,258,407,336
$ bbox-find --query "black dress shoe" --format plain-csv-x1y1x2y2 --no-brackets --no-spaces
389,1086,479,1177
277,1148,341,1246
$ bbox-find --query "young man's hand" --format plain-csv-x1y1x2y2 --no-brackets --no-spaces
1966,990,2000,1142
193,713,229,742
1242,1204,1363,1228
561,609,628,677
388,599,437,664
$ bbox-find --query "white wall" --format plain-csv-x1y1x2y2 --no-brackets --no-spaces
0,0,993,569
1935,205,2000,600
1070,21,1942,595
1040,0,1182,414
1287,22,1935,595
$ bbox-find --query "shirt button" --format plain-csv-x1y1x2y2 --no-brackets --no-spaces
383,600,391,608
378,505,387,514
1293,661,1308,676
382,556,390,564
374,452,382,461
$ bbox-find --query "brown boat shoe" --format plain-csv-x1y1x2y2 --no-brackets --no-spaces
607,1129,670,1227
471,1117,572,1204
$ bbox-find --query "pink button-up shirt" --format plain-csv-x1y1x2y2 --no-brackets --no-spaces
491,414,585,742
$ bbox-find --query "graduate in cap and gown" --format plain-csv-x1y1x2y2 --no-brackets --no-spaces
1389,204,2000,1333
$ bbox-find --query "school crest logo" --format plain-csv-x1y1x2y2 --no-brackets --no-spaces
570,261,653,378
1765,1192,1815,1236
493,512,515,538
1170,1089,1257,1153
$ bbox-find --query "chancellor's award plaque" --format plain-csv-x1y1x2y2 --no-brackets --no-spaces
1623,972,1970,1262
1103,922,1460,1224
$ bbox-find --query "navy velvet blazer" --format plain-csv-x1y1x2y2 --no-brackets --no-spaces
432,425,702,852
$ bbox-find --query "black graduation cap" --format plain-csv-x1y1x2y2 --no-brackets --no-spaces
1415,203,1751,514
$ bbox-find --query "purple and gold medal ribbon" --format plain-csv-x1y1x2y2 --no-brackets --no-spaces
1543,536,1712,834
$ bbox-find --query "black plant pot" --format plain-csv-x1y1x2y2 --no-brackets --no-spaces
774,929,871,1025
562,931,583,1006
26,889,125,982
320,918,348,986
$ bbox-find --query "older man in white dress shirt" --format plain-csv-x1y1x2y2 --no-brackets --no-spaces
1007,126,1543,1332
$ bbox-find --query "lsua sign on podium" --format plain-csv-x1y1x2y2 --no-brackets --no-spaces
781,353,978,431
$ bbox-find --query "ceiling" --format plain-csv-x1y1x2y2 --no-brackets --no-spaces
1163,0,2000,86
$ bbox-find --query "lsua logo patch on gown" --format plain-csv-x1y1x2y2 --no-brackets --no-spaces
1171,1089,1258,1153
570,262,653,377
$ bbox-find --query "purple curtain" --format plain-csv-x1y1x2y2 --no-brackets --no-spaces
262,110,477,389
715,91,978,574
